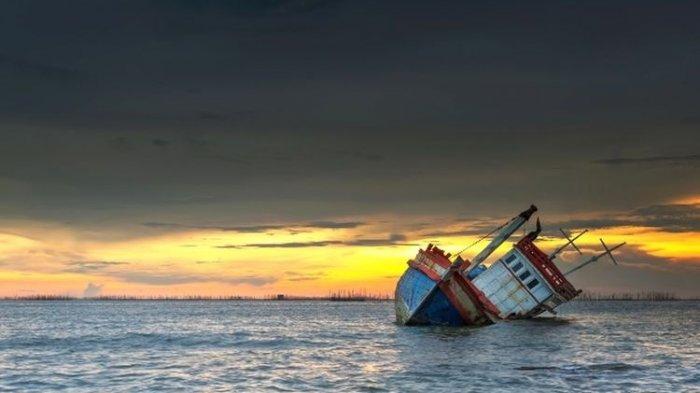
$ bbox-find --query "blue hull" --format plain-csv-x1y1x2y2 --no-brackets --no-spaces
394,267,465,326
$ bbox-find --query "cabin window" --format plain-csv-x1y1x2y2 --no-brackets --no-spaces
511,262,523,272
505,254,517,264
518,270,531,281
527,279,539,289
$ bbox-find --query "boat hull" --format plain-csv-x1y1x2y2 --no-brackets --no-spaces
395,267,465,326
395,238,580,326
394,207,583,327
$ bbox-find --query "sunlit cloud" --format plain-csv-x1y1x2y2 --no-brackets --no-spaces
142,220,366,233
0,202,698,297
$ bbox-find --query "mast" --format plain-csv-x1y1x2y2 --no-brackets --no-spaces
564,239,625,276
465,205,538,273
549,229,588,260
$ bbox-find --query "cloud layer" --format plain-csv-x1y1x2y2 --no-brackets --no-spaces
0,1,698,296
550,203,700,233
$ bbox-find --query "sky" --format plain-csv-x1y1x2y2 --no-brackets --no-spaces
0,0,698,297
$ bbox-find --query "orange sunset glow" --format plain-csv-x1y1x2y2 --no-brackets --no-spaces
1,201,698,297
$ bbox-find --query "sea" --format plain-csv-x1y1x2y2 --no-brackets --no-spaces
0,300,697,392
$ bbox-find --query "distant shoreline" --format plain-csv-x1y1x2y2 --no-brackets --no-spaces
0,297,392,302
1,295,697,302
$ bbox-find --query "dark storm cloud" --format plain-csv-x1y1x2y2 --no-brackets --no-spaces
226,240,342,248
196,111,228,121
222,233,413,248
421,221,501,238
420,213,544,238
0,53,78,80
548,203,700,233
633,203,699,217
342,233,415,247
142,220,365,233
545,218,629,232
305,221,366,229
0,0,699,227
631,203,700,232
594,154,700,166
142,222,289,232
151,139,171,147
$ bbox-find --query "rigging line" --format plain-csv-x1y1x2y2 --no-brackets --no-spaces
451,217,514,259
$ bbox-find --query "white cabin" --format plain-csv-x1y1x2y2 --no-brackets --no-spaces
469,247,568,318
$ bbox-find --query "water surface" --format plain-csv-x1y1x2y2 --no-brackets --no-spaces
0,300,697,392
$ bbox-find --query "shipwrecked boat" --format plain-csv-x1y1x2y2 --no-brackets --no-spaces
395,205,625,326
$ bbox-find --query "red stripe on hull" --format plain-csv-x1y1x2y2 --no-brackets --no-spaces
408,260,442,282
438,271,495,325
